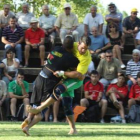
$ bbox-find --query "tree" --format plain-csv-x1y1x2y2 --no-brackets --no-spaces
0,0,17,12
122,11,128,18
19,0,99,22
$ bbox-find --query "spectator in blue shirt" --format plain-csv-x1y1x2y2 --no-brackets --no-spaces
89,26,111,67
1,16,24,65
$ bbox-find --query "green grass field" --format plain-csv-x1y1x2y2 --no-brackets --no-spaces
0,122,140,140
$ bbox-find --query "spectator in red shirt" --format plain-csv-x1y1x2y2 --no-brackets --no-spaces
80,70,107,123
24,17,45,67
128,72,140,109
106,73,128,123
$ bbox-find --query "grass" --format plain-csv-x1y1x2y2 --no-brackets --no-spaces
0,122,140,140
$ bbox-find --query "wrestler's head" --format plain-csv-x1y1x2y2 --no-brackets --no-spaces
63,36,74,52
78,36,91,55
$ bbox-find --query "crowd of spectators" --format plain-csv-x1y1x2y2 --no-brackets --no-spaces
0,2,140,123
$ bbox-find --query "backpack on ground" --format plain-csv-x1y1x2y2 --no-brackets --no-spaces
77,105,101,122
84,105,101,122
128,104,140,123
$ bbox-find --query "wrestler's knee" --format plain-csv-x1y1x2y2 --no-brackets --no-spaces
51,84,66,100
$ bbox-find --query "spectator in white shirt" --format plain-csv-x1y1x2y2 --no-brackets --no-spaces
84,5,104,36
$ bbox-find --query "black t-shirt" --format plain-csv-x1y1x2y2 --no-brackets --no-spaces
42,46,79,78
107,31,122,46
123,16,140,30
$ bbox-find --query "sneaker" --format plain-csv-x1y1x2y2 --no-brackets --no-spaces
121,64,126,69
100,119,105,123
110,115,122,123
122,119,126,124
24,65,29,68
11,116,18,121
19,64,23,68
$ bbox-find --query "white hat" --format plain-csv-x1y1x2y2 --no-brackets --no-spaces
30,17,38,23
64,3,71,9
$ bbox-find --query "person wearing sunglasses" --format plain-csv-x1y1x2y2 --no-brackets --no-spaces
55,3,79,43
123,8,140,47
97,50,121,90
107,22,125,69
105,2,123,36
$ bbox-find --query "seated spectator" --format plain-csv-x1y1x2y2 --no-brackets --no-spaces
107,22,125,68
80,70,107,123
0,4,15,35
24,17,45,67
84,5,104,36
128,72,140,109
0,75,10,119
135,31,140,49
123,8,140,47
55,3,79,43
126,49,140,90
1,16,24,64
97,50,121,89
39,4,56,50
105,2,123,35
2,48,19,86
16,3,34,30
89,26,111,66
106,74,128,123
8,71,29,120
45,99,61,122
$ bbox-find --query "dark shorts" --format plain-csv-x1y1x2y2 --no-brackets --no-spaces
136,100,140,105
29,44,44,52
30,75,60,105
87,99,99,107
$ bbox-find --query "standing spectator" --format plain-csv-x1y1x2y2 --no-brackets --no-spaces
105,2,123,35
126,49,140,90
107,22,125,68
8,71,29,120
84,5,104,36
16,3,34,30
89,26,111,66
0,4,15,35
24,17,45,67
1,16,24,64
55,3,79,43
39,5,56,50
106,74,128,123
123,8,140,47
0,75,10,119
97,50,121,89
80,70,107,123
2,48,19,86
128,72,140,109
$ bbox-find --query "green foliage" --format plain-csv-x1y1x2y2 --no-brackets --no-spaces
122,11,128,18
8,0,99,23
0,0,16,12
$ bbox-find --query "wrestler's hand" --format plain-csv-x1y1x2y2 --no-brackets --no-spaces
54,71,64,77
